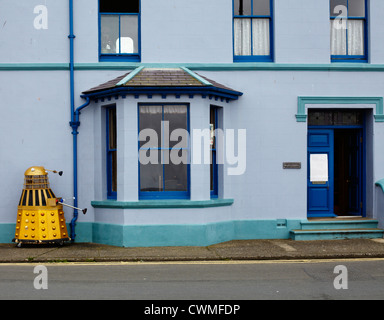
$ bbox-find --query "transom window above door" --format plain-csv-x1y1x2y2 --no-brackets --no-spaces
233,0,273,62
308,109,363,126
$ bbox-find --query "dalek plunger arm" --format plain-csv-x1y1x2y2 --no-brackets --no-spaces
56,198,87,214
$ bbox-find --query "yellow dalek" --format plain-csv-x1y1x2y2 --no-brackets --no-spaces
13,166,72,247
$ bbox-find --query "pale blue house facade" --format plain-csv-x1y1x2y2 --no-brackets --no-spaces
1,0,384,246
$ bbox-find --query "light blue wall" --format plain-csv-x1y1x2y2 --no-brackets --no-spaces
0,0,69,63
274,0,330,64
369,0,384,64
1,0,384,246
0,71,73,223
141,0,233,63
2,0,384,64
203,70,384,221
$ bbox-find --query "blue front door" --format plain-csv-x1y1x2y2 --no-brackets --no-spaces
308,128,364,217
307,129,335,217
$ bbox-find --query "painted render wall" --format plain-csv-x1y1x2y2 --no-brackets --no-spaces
75,69,384,222
1,0,384,245
1,67,383,244
2,0,384,64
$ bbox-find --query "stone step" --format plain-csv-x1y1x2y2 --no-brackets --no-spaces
300,219,379,230
290,228,384,241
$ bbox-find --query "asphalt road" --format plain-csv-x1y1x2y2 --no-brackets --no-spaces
1,259,384,301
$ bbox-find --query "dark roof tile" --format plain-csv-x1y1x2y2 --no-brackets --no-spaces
82,68,241,99
82,72,131,94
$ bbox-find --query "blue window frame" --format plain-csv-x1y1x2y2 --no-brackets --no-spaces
106,105,117,199
330,0,367,62
233,0,273,62
99,0,140,62
210,106,219,198
138,104,190,200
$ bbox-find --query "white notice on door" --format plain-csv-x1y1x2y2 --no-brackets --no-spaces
310,154,328,182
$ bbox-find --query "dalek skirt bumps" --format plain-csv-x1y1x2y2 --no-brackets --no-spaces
13,166,70,247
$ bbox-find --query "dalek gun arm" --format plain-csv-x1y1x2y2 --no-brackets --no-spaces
56,198,87,214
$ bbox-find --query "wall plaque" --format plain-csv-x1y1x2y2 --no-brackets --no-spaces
283,162,301,169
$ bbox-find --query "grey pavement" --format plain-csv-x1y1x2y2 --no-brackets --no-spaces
1,238,384,263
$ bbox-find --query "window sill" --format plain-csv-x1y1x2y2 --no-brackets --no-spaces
91,199,234,209
234,56,273,63
99,54,141,62
331,59,367,64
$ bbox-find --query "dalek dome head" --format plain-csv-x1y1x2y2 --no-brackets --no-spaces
24,166,50,190
24,166,48,176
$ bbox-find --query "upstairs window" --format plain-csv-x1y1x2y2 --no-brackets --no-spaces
99,0,140,62
233,0,273,62
330,0,367,62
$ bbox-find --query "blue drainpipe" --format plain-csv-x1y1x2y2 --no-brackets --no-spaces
68,0,91,241
70,97,90,241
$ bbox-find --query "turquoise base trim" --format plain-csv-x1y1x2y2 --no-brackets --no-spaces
83,219,302,247
5,218,381,246
375,179,384,192
0,224,16,244
91,199,234,209
72,222,93,243
0,219,302,247
2,217,382,246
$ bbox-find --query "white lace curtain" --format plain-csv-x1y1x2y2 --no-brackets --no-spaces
234,18,270,56
330,19,364,56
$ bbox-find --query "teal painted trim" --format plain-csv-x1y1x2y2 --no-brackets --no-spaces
89,219,302,247
93,223,124,246
3,62,384,72
72,222,93,243
116,66,144,86
0,219,302,246
295,114,307,122
91,199,234,209
374,115,384,122
0,63,70,71
75,63,138,70
296,96,384,123
375,179,384,192
180,67,213,86
0,223,15,244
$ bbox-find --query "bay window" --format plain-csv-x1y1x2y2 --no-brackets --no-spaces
138,104,190,199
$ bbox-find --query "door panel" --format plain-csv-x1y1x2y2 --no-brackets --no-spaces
307,129,335,217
